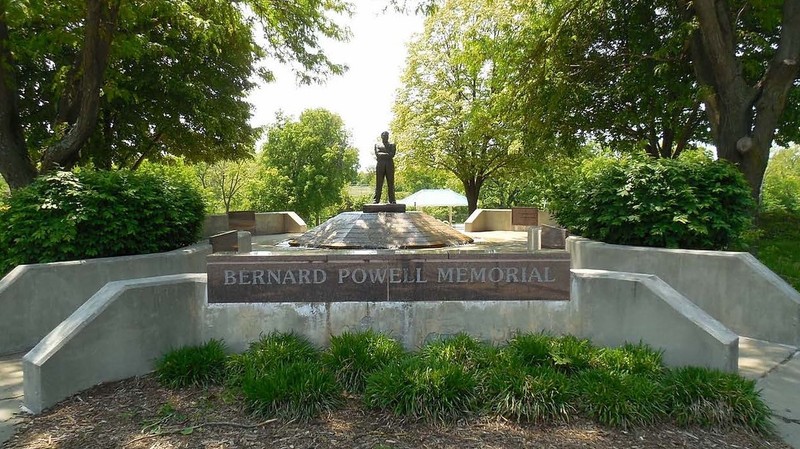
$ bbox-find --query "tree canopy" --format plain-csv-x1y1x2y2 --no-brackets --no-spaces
249,109,359,223
393,0,527,213
0,0,351,189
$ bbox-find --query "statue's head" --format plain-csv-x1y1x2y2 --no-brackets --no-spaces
381,131,389,140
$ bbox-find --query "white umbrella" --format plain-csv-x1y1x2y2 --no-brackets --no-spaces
397,189,468,223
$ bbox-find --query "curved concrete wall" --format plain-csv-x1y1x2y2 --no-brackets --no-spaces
464,209,557,232
0,244,211,356
22,268,738,413
568,237,800,346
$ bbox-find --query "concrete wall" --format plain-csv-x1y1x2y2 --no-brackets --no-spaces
0,244,211,356
568,238,800,346
23,275,207,414
573,269,738,371
21,268,738,413
203,212,307,238
465,209,558,232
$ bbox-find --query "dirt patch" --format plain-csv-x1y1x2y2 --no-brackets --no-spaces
4,374,789,449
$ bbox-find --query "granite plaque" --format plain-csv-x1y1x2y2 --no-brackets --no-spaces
512,207,539,226
207,253,570,303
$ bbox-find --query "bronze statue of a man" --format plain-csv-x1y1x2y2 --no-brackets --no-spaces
373,131,397,204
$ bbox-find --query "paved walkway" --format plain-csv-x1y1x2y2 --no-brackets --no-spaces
0,353,23,447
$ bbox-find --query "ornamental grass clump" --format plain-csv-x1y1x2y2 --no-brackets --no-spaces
364,356,480,422
155,339,228,388
226,332,320,387
485,364,574,423
503,332,557,367
322,330,407,394
663,366,772,434
240,360,343,421
591,342,665,377
573,369,668,429
418,333,500,372
548,335,597,374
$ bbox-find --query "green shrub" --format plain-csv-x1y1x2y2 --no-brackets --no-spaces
664,366,772,433
485,364,574,423
573,369,668,429
241,360,343,420
0,170,205,274
155,339,228,388
546,155,754,249
418,333,500,372
548,335,597,374
322,330,407,394
592,343,665,377
226,332,319,387
503,332,556,367
364,356,480,422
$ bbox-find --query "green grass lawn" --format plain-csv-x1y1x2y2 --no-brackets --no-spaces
752,212,800,291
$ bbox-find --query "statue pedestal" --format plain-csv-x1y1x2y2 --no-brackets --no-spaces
363,203,406,213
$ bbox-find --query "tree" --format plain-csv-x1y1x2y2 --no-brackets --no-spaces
0,0,351,189
761,145,800,213
683,0,800,202
196,160,258,214
249,109,359,223
498,0,705,159
393,0,525,213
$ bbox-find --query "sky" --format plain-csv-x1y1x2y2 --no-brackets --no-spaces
248,2,425,171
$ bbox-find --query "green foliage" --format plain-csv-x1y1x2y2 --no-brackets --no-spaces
484,365,574,423
546,155,755,249
393,0,529,212
0,170,205,274
663,367,772,433
194,159,259,214
240,360,343,421
248,109,359,222
573,369,668,429
155,339,228,388
322,330,407,394
226,332,320,387
748,211,800,290
1,0,351,183
761,146,800,214
592,343,665,377
503,333,556,367
364,355,481,422
419,333,500,372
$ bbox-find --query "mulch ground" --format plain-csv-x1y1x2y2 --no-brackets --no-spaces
3,374,790,449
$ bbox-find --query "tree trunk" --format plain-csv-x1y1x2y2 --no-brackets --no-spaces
462,177,482,215
689,0,800,204
0,7,36,189
40,0,120,173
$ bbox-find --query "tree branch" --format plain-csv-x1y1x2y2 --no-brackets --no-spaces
41,0,121,173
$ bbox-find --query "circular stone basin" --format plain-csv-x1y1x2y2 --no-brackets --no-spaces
288,211,473,249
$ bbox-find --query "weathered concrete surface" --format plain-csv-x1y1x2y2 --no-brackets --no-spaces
758,353,800,445
0,353,23,447
0,244,211,356
572,270,739,372
568,238,800,346
739,337,797,380
23,275,207,414
465,209,558,232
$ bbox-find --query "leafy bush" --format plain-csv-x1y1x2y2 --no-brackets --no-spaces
503,333,596,374
241,360,343,421
485,364,574,423
503,332,556,367
761,146,800,214
364,356,480,422
155,339,228,388
322,330,407,394
0,170,205,274
573,369,668,429
546,155,754,249
663,366,772,433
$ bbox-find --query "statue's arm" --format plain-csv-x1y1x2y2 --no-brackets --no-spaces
388,143,396,158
